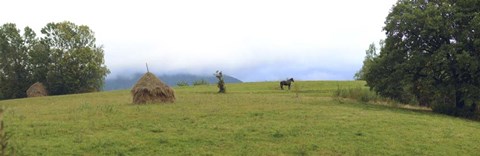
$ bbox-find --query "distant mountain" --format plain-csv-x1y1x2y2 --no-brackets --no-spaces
103,73,243,91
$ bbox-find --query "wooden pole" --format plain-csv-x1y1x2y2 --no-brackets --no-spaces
146,63,149,73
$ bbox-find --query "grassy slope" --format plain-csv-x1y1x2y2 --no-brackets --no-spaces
1,81,479,155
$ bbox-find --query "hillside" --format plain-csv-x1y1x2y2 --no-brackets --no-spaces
1,81,479,155
103,73,242,91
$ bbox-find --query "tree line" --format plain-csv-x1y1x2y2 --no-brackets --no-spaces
357,0,480,118
0,21,109,100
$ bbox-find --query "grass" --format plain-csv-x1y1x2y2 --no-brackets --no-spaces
0,81,479,155
333,85,383,102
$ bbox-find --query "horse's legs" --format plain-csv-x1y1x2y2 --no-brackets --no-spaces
288,84,291,90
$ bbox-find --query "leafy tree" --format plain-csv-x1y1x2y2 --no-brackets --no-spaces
366,0,480,118
354,42,379,80
39,21,110,95
215,71,226,93
28,39,50,85
0,21,109,99
0,23,35,99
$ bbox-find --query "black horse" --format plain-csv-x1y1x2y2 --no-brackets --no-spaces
280,78,294,90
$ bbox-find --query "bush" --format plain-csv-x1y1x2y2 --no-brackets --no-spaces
176,81,189,86
431,97,479,119
193,79,209,86
333,86,383,103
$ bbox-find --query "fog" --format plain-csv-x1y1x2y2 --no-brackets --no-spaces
1,0,398,82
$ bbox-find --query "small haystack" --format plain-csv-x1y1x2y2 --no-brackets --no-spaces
131,72,175,104
27,82,48,97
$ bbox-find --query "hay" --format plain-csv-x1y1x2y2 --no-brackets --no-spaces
26,82,48,97
131,72,175,104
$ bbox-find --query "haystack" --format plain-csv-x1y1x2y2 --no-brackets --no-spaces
131,72,175,104
26,82,48,97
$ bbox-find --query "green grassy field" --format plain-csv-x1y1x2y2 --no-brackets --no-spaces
1,81,479,155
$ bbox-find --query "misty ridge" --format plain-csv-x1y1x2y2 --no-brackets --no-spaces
103,72,242,91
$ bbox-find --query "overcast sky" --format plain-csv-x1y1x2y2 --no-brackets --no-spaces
2,0,397,82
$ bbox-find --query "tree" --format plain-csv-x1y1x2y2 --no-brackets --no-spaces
0,21,109,99
39,21,110,95
354,42,379,80
214,70,226,93
28,39,50,85
0,23,35,99
366,0,480,118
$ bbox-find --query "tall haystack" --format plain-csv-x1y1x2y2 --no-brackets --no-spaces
26,82,48,97
131,72,175,104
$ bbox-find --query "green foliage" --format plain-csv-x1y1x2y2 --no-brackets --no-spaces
333,85,385,103
193,79,209,86
40,21,110,95
0,81,480,155
365,0,480,118
176,81,189,86
0,21,109,99
28,40,50,84
215,71,226,93
354,42,379,80
0,23,34,99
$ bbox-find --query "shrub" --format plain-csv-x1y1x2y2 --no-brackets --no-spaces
431,96,479,119
176,81,189,86
333,86,383,103
193,79,209,86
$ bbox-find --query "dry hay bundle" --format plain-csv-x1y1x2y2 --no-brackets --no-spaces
131,72,175,104
27,82,48,97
